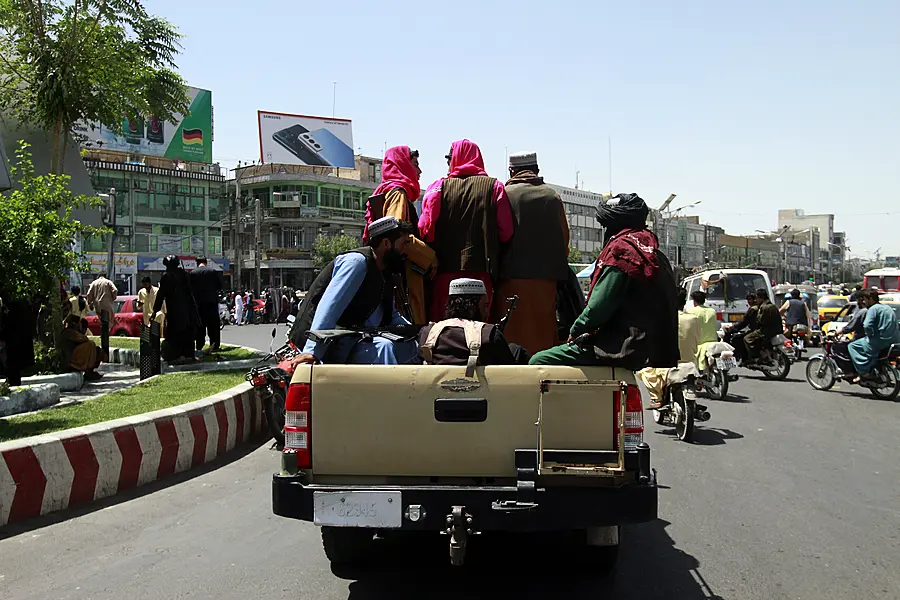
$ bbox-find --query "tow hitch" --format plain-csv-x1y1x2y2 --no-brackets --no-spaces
442,506,479,566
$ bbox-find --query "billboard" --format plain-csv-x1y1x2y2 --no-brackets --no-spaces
258,111,354,168
75,87,213,163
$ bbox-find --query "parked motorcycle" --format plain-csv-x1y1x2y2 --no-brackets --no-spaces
245,322,301,447
722,329,792,380
806,336,900,400
219,301,233,330
697,341,738,400
652,363,711,443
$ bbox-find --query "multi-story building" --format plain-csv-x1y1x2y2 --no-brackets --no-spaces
223,157,382,291
715,234,781,280
547,184,606,259
778,209,837,279
650,213,706,269
79,148,227,294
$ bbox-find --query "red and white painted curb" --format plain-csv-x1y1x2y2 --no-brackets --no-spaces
0,382,261,526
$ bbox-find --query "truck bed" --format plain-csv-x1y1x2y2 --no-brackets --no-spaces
291,364,633,479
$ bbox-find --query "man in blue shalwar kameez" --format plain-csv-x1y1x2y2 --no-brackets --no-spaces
848,289,900,380
289,216,419,365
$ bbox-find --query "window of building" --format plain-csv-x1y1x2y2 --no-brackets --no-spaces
209,195,221,221
320,187,340,208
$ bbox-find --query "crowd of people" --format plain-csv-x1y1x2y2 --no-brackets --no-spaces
288,139,679,372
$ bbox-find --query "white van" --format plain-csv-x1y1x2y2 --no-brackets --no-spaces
681,269,774,327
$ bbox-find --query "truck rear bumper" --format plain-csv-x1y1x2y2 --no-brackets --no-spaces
272,473,657,532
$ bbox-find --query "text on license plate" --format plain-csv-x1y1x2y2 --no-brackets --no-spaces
728,313,744,322
716,357,738,370
313,491,402,528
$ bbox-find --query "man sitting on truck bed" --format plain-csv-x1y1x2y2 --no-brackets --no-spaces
528,193,679,371
289,216,419,365
419,277,526,367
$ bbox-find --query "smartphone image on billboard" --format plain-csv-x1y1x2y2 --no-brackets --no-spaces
298,129,354,168
146,116,165,144
123,115,144,145
272,124,330,166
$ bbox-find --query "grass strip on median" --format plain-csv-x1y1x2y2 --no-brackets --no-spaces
0,370,247,442
87,336,259,362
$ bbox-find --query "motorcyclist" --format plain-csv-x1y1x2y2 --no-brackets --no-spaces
743,289,782,361
722,292,758,362
688,291,718,369
779,288,811,336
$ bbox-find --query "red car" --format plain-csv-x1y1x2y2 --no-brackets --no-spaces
85,295,144,337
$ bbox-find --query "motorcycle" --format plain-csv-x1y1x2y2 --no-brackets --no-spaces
245,321,301,447
652,362,711,443
785,325,808,362
722,328,792,380
697,341,738,400
219,301,233,330
806,336,900,400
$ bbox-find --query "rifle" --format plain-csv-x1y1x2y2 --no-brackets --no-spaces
497,295,518,333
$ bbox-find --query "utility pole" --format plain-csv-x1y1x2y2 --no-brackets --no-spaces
105,188,117,280
254,198,262,296
234,172,241,290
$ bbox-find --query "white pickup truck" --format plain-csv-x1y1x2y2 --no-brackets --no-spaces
272,361,658,569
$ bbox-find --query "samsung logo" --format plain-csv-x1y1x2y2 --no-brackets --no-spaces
262,114,281,120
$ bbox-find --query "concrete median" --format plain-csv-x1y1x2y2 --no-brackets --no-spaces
0,381,261,527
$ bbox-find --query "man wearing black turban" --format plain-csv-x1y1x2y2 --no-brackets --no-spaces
529,193,680,372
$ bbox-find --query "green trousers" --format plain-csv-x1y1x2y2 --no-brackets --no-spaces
528,342,601,365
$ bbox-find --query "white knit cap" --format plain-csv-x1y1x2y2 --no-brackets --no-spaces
448,278,487,296
368,215,401,238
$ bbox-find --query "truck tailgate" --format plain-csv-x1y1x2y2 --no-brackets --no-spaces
302,364,631,478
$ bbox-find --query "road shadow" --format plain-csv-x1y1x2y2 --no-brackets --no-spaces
337,520,724,600
653,427,743,446
0,438,269,539
724,393,751,403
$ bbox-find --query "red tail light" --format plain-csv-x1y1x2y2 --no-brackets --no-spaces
614,384,643,451
251,374,267,387
716,312,723,322
283,382,311,469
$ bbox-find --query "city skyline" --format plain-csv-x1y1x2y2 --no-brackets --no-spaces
147,0,899,256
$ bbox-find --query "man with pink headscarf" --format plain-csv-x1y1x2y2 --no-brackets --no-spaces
364,146,437,324
418,139,513,321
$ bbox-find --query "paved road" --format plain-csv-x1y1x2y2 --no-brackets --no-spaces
2,326,898,599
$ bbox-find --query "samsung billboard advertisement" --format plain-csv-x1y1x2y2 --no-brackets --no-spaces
258,111,355,168
75,86,213,163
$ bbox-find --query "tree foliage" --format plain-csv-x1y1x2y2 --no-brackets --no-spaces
313,234,360,268
567,245,582,264
0,0,190,173
0,141,105,303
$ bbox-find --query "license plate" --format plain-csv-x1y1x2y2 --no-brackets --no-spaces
716,357,737,370
728,313,744,322
313,491,402,528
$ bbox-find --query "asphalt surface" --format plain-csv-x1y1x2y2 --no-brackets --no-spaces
2,324,898,599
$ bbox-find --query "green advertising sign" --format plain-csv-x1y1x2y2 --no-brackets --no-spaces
77,86,213,164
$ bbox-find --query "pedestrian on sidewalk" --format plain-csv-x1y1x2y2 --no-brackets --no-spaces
190,256,223,352
136,277,166,333
153,256,201,364
234,289,245,326
86,273,117,345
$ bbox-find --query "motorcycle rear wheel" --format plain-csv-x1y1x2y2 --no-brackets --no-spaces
870,364,900,401
672,387,694,442
762,351,791,380
706,364,728,401
805,355,836,391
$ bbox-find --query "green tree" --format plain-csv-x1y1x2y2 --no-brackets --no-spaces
0,141,105,346
567,245,582,264
0,0,190,174
313,234,360,268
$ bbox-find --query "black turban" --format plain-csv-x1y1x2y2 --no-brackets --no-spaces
595,193,650,232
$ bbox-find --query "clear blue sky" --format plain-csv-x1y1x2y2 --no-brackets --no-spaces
149,0,899,257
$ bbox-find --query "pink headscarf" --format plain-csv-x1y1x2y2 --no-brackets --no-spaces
447,139,488,178
364,145,421,242
418,139,492,242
